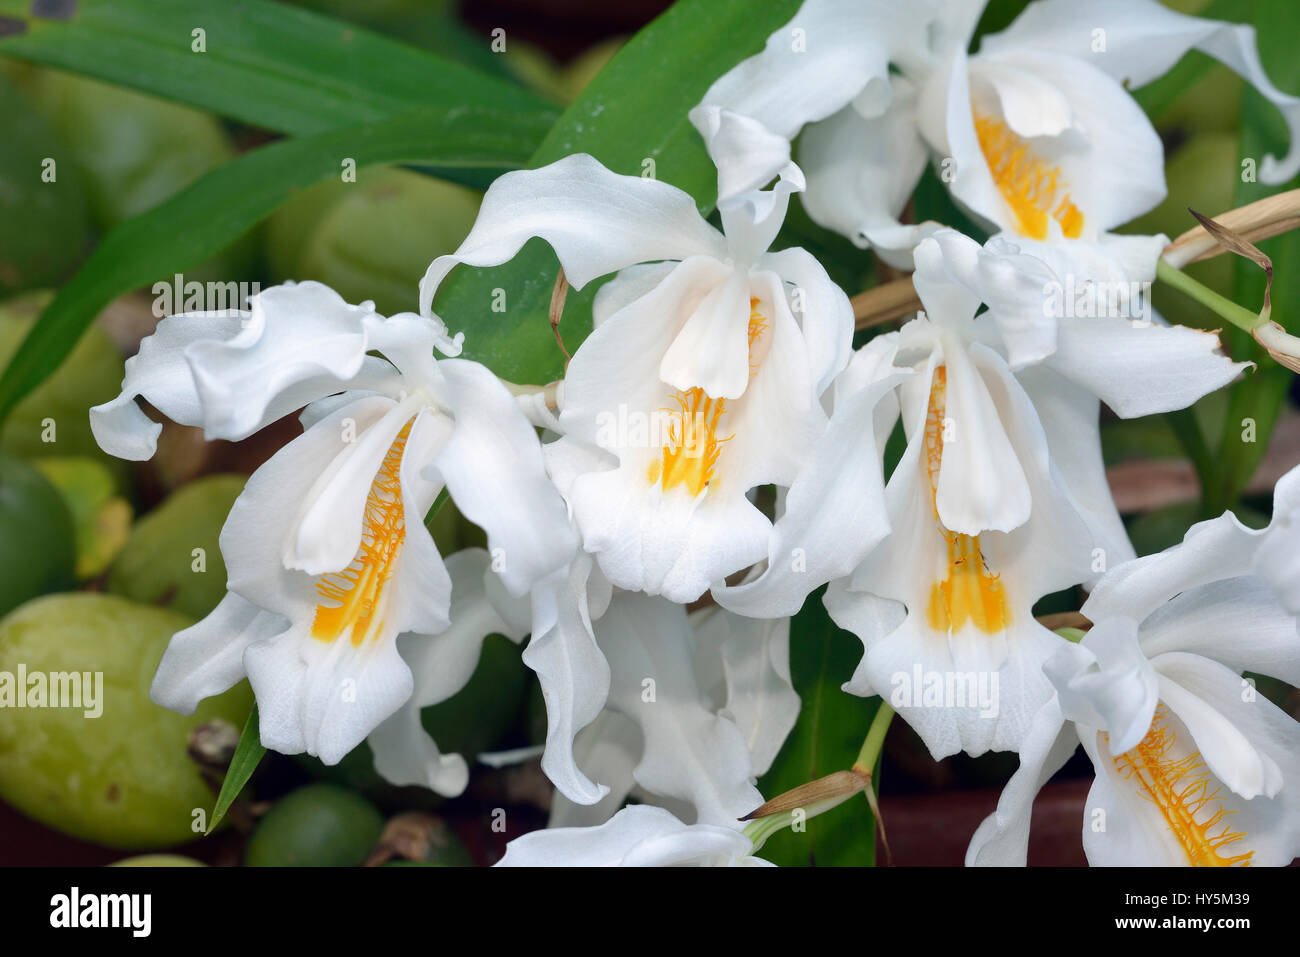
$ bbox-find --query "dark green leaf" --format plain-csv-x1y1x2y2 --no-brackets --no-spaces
0,0,551,134
433,0,802,386
758,590,879,867
0,108,551,422
209,704,265,833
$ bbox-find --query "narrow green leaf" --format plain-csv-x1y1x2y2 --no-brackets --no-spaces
0,108,551,421
209,705,265,834
758,590,879,867
433,0,802,386
1132,0,1248,122
0,0,552,134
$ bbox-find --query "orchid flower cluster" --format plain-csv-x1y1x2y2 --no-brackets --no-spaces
90,0,1300,867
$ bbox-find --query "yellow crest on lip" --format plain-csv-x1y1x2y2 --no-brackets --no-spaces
921,366,1012,635
311,420,412,648
648,298,768,497
973,110,1084,242
1110,706,1253,867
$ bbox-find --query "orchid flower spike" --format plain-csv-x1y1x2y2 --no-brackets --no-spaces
968,485,1300,867
417,153,854,603
693,0,1300,271
717,228,1240,758
92,281,575,764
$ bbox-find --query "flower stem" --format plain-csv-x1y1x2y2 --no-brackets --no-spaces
1156,259,1263,332
852,701,894,774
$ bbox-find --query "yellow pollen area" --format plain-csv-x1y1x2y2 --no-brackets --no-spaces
311,420,412,648
921,367,1012,634
646,298,767,497
1110,706,1253,867
973,110,1084,241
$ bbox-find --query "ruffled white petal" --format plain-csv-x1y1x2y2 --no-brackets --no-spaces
522,555,613,806
1255,465,1300,618
1045,618,1160,756
244,621,414,765
547,710,642,829
597,593,763,826
90,312,244,460
495,804,762,867
368,549,528,796
1044,315,1247,419
185,281,380,441
690,605,800,777
150,592,285,714
430,358,577,596
966,698,1078,866
418,154,727,317
1081,512,1262,625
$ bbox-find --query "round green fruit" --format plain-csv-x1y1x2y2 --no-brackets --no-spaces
266,166,480,316
30,70,257,281
244,784,384,867
0,76,92,296
0,593,253,849
110,854,206,867
108,475,245,619
0,453,76,617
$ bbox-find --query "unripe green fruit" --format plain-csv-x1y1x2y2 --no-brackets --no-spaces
266,166,480,316
244,783,384,867
0,453,76,617
110,854,206,867
107,475,245,620
0,593,253,848
0,76,92,296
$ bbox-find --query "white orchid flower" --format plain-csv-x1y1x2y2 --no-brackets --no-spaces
968,507,1300,867
496,804,770,867
538,591,767,820
505,593,794,865
368,548,531,796
716,228,1238,758
693,0,1300,270
92,281,575,764
417,153,854,603
547,590,798,826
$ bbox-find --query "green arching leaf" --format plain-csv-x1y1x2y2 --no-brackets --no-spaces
1131,0,1249,123
0,0,551,135
432,0,802,387
757,590,879,867
0,108,551,423
208,705,265,834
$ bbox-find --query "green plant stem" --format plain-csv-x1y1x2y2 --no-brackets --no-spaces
852,701,894,774
1156,259,1263,333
